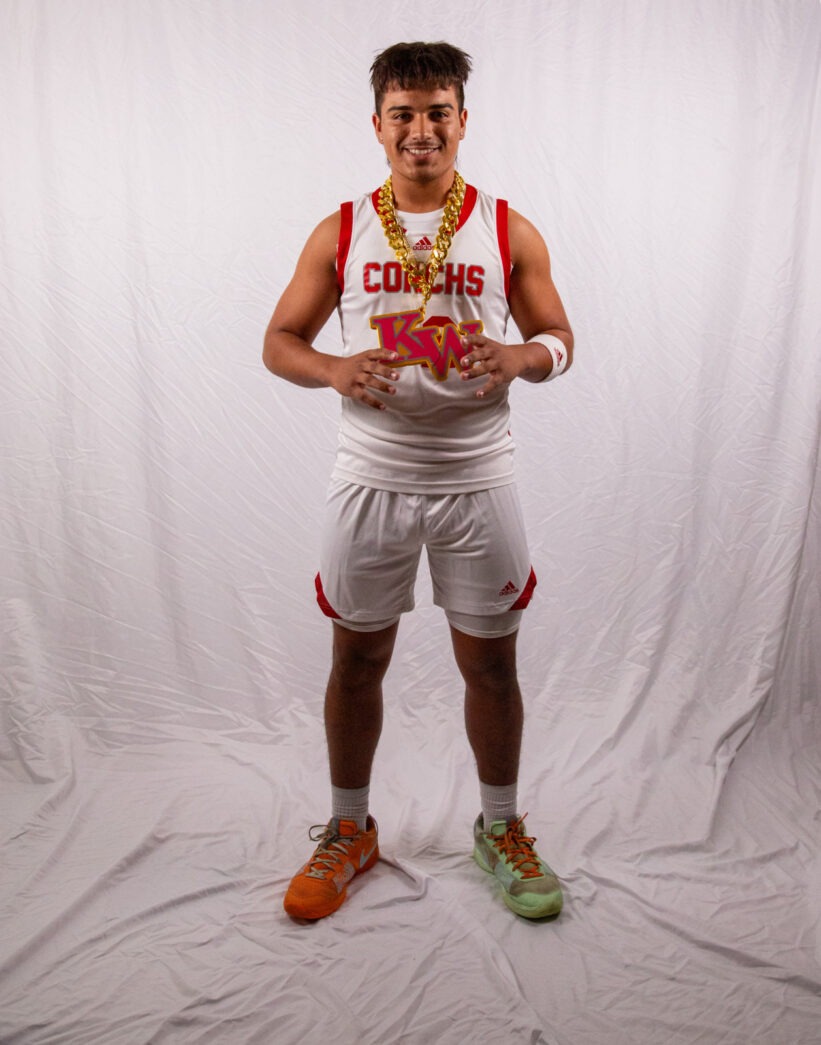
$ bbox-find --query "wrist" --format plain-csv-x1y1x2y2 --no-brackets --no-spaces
324,352,345,392
527,334,569,382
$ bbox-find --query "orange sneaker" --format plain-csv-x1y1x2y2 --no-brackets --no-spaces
283,816,379,920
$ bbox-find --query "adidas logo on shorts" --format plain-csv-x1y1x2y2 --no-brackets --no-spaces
498,580,520,597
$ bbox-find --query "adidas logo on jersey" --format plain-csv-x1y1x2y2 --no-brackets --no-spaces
498,580,520,597
413,236,433,251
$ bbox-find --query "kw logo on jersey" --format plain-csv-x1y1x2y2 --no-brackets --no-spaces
370,310,483,381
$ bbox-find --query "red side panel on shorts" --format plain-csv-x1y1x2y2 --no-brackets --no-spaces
315,573,341,619
509,567,537,611
496,199,511,301
336,202,353,293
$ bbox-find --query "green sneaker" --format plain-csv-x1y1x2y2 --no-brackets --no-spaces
473,814,563,919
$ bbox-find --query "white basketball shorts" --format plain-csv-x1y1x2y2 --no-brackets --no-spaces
315,479,536,637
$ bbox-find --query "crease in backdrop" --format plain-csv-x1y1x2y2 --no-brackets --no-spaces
1,1,819,1043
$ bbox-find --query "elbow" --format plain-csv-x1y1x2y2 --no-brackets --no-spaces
262,323,282,375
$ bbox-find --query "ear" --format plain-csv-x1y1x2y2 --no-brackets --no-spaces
372,112,383,143
459,108,468,139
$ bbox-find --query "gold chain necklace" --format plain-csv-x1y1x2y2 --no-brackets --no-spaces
376,172,466,320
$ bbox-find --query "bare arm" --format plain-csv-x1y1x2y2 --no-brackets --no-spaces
460,208,574,393
263,212,400,410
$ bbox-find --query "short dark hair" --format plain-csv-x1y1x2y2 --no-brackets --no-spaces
370,41,472,115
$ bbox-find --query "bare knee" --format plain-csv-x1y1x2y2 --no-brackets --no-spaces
462,656,519,696
329,621,397,689
451,628,519,695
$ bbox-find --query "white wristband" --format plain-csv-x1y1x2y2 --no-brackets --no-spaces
528,334,568,382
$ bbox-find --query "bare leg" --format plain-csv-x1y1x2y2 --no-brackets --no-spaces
450,627,523,786
324,620,399,789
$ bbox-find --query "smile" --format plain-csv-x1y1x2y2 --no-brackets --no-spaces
404,146,440,156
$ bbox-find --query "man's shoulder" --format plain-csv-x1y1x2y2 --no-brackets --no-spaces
307,210,343,248
292,211,343,274
505,207,550,258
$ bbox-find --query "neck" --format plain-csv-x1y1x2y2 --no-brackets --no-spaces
389,168,457,212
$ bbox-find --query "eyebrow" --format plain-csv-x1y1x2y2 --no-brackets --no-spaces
386,102,455,113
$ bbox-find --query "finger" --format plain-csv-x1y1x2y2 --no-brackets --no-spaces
376,366,402,383
364,390,392,409
367,365,400,384
359,366,399,393
476,372,506,398
357,354,398,378
352,384,392,409
460,356,485,379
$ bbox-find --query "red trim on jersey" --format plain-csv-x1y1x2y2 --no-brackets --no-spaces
509,567,537,611
496,199,511,300
337,201,354,293
456,184,478,230
315,573,342,619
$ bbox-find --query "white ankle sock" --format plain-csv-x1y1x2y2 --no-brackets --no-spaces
480,781,518,831
331,784,370,830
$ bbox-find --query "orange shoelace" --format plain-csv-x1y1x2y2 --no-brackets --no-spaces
491,815,544,879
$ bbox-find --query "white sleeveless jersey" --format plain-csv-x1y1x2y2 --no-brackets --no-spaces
332,184,515,494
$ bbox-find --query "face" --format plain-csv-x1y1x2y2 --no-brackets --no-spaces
373,85,467,185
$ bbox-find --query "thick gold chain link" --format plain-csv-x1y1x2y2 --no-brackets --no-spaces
376,172,466,319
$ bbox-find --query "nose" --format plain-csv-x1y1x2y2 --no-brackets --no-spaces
409,113,434,139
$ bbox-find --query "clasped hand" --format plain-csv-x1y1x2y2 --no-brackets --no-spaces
329,335,521,410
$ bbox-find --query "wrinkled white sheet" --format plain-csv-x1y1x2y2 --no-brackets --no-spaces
1,1,820,1042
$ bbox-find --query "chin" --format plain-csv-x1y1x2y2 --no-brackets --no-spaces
403,160,448,178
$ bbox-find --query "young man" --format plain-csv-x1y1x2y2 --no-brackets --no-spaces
263,42,573,921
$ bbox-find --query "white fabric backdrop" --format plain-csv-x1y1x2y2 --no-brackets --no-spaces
1,1,819,1042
